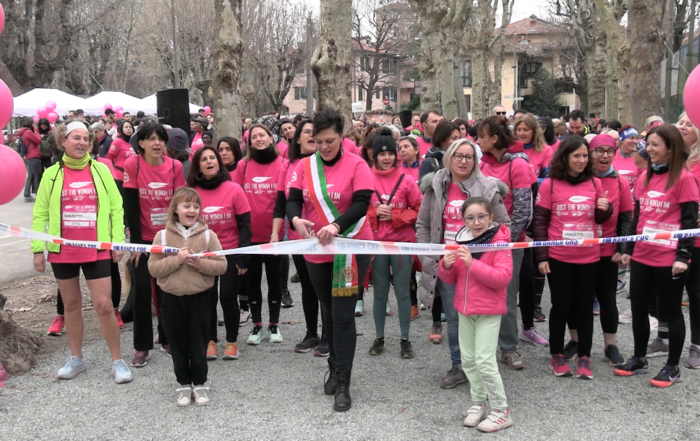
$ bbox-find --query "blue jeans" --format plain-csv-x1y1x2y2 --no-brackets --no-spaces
437,278,460,365
499,248,524,353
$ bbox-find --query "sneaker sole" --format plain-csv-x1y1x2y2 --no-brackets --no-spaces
577,372,593,380
549,365,573,377
605,357,625,367
295,347,314,353
269,339,283,343
56,365,87,380
314,351,330,357
518,335,549,347
401,353,414,359
430,337,442,344
650,377,681,388
246,339,262,345
613,367,650,376
686,360,700,369
206,355,217,360
47,331,63,336
618,319,633,324
534,318,547,322
113,374,134,384
355,312,364,317
281,303,294,308
222,354,239,360
369,350,384,356
177,400,192,407
477,420,513,433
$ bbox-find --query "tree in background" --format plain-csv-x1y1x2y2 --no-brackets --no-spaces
213,0,243,140
523,68,561,117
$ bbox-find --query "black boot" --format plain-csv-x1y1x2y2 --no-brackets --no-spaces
333,369,352,412
324,358,338,395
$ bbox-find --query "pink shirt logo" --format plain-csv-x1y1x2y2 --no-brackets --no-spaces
568,196,591,203
449,199,464,208
148,182,168,189
69,181,93,189
646,191,666,198
203,206,224,214
252,177,272,183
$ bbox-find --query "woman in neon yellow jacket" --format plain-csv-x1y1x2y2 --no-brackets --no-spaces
31,120,132,384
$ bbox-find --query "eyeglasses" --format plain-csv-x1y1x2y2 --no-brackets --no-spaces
453,153,475,163
495,112,507,116
593,148,616,157
464,214,490,224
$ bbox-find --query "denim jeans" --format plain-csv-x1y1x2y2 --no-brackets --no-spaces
437,278,460,365
499,249,524,353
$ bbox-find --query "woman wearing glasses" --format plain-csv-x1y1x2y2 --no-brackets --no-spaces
416,138,510,389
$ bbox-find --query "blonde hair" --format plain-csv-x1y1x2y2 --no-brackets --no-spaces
600,128,620,141
443,138,482,178
514,114,546,153
54,119,95,151
553,120,567,137
168,187,205,225
679,111,700,165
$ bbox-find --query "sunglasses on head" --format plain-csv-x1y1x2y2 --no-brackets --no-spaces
495,112,507,116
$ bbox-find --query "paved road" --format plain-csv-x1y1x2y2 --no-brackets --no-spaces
0,265,699,440
0,193,37,284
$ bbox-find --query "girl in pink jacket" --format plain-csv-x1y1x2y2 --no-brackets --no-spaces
438,197,513,433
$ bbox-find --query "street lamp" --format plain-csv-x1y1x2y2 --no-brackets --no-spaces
513,36,529,111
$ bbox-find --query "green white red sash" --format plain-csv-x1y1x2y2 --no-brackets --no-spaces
304,152,366,297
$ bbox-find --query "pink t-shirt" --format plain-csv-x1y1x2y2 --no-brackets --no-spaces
536,177,605,264
524,146,553,178
612,152,638,192
598,174,633,257
342,138,358,155
276,141,289,158
632,169,700,267
369,170,422,242
106,138,136,181
480,157,535,216
123,155,186,242
277,159,302,240
232,156,284,243
290,151,374,263
49,167,109,264
401,163,420,183
97,157,117,179
689,161,700,247
191,133,204,153
550,139,561,153
197,181,250,250
417,137,432,160
442,183,467,244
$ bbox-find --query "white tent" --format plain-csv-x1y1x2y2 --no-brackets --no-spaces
140,94,202,115
12,88,87,117
81,91,147,115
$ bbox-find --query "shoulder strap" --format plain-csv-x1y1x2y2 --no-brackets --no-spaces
374,173,405,205
429,156,440,173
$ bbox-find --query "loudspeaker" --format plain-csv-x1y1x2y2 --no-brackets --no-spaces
399,110,413,129
156,89,191,137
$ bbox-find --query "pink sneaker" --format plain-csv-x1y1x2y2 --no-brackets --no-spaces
47,316,65,336
577,356,593,380
519,327,549,347
114,309,124,329
0,365,8,382
549,354,573,377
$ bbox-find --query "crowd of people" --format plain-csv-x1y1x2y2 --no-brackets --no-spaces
22,103,700,432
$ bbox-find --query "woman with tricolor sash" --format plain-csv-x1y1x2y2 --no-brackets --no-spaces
286,109,374,412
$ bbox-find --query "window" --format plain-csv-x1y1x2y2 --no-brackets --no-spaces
294,87,307,101
359,87,364,101
382,87,397,101
461,61,472,88
375,89,380,99
382,58,398,74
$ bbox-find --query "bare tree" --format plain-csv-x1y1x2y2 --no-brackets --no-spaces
213,0,243,140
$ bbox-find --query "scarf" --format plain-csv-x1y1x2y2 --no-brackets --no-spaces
595,166,615,178
250,145,277,164
651,162,669,173
305,151,366,297
225,163,237,172
196,171,225,190
565,173,589,185
373,165,400,177
62,153,90,170
456,223,500,260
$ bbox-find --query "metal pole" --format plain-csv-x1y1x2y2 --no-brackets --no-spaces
513,38,518,111
305,14,315,117
171,0,180,88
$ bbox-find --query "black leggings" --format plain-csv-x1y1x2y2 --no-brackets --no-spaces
568,256,618,335
209,255,242,343
56,260,121,315
246,243,282,325
307,255,371,371
280,255,290,294
518,248,537,329
432,295,443,322
133,250,167,351
684,248,700,346
293,254,323,337
547,258,598,358
410,270,418,306
630,260,686,366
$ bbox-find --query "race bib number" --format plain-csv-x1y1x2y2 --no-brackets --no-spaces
62,207,96,228
642,222,679,249
562,223,594,246
151,209,168,227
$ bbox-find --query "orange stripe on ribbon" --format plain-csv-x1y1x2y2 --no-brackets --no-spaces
654,232,672,240
512,242,531,248
582,239,599,245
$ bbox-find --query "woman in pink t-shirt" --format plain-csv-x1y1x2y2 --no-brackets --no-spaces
612,125,640,192
398,136,421,184
516,114,553,184
286,109,374,412
123,122,186,367
615,125,700,387
232,124,285,345
534,135,612,379
106,120,136,191
189,146,252,361
32,121,132,384
366,133,422,359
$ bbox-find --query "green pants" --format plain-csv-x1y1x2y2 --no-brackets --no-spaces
371,254,412,339
458,313,508,411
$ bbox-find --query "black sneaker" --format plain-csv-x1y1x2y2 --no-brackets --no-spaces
563,340,578,361
281,290,294,308
295,334,320,353
314,339,330,357
613,356,650,377
217,319,225,327
369,338,385,356
604,344,625,367
650,364,682,388
400,339,414,359
534,306,547,322
291,272,300,283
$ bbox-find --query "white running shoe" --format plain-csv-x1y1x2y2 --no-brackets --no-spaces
618,309,633,324
649,316,659,330
463,402,489,427
176,386,192,407
247,325,263,345
268,325,283,343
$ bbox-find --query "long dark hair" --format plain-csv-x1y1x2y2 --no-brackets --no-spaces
187,145,232,187
548,135,593,180
288,118,313,163
361,133,376,166
37,118,51,135
217,136,242,165
476,115,514,150
432,121,458,150
117,120,134,142
644,124,689,190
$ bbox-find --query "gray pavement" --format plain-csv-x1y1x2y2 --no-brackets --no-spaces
1,265,699,440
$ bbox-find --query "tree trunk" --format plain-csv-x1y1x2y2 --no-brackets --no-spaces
311,0,353,133
0,294,42,375
213,0,243,140
628,0,665,127
589,18,607,118
454,60,469,118
409,0,444,112
439,46,458,120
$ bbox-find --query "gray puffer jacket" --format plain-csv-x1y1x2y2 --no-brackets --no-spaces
416,168,511,309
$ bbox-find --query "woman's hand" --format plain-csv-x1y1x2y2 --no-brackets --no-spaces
112,250,124,263
292,217,314,239
237,265,248,276
317,223,340,246
376,204,392,221
672,261,688,277
525,235,534,243
620,254,631,266
130,251,143,268
33,253,46,273
597,191,610,211
611,252,622,263
442,251,458,270
538,261,550,274
457,246,473,268
270,233,280,244
175,247,191,265
187,255,202,270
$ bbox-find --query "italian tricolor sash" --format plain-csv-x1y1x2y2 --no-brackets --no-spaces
305,152,367,297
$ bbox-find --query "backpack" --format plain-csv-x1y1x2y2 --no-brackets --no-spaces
16,134,27,157
40,138,52,157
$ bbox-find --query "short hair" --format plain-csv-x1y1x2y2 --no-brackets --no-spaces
398,136,419,151
90,122,105,131
492,105,506,113
168,187,204,225
135,121,169,154
76,109,84,114
548,135,593,180
312,108,344,136
105,109,115,116
443,138,481,176
432,121,459,149
136,111,145,118
420,109,442,124
569,109,586,123
188,145,231,187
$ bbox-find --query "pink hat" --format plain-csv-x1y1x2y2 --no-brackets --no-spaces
589,134,617,151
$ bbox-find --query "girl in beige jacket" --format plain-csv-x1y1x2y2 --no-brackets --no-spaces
148,187,227,407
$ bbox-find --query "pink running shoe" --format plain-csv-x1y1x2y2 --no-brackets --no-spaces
519,327,549,347
549,354,573,377
47,316,65,336
114,309,124,329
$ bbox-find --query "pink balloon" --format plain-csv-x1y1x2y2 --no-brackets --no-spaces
116,110,124,118
37,107,48,118
684,65,700,128
46,100,57,110
0,145,27,205
32,116,39,123
0,3,5,36
0,79,12,129
104,103,112,110
114,105,123,112
204,106,211,115
47,112,59,123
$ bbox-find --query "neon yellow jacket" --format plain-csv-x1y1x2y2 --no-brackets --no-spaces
31,160,125,254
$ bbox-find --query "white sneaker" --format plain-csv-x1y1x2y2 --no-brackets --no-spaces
649,315,658,330
269,325,283,343
420,303,426,310
476,408,513,433
239,310,251,327
111,359,133,384
618,309,633,324
246,325,263,345
463,402,489,427
176,385,192,407
192,385,210,406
